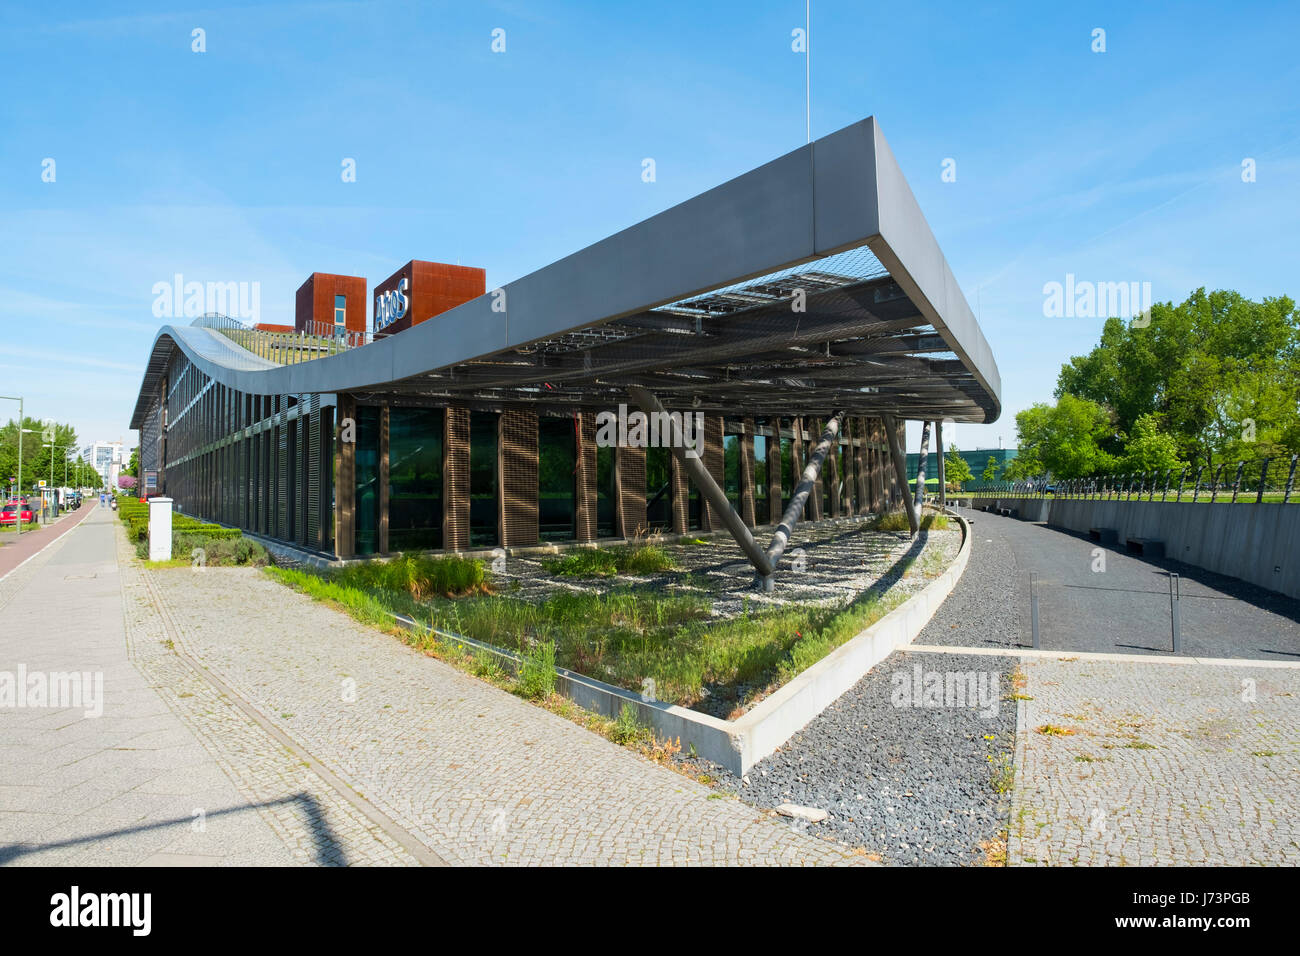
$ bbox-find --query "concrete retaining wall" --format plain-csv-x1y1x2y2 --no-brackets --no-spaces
971,497,1300,600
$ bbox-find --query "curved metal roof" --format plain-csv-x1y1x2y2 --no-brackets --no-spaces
131,117,1001,429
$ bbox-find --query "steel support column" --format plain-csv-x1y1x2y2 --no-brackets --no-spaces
882,415,919,536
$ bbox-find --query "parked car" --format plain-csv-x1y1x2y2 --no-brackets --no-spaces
1,502,37,526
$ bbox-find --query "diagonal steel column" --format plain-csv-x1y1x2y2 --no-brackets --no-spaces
761,410,846,592
882,414,919,536
628,387,773,580
934,419,946,507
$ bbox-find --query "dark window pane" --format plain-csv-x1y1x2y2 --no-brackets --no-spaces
538,416,576,542
354,405,381,555
595,445,615,537
389,407,442,552
645,446,671,532
469,411,497,547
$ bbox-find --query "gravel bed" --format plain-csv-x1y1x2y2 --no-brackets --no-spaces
679,649,1018,865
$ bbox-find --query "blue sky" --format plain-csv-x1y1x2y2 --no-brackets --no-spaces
2,0,1297,455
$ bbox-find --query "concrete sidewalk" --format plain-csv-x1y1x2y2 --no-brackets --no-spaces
0,506,301,865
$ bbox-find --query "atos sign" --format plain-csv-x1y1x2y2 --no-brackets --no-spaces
374,277,409,332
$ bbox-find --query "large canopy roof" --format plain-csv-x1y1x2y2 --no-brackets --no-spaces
132,117,1000,429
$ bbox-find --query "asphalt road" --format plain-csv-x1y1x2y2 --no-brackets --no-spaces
921,506,1300,660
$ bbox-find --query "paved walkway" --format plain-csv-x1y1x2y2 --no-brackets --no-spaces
1005,653,1299,865
0,506,300,865
1,506,860,866
0,501,96,580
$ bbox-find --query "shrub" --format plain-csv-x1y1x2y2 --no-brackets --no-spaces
173,533,270,567
517,640,557,700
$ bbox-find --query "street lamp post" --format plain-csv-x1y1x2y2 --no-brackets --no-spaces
1,395,26,535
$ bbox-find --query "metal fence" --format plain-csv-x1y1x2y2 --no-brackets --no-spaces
190,314,387,365
965,453,1300,504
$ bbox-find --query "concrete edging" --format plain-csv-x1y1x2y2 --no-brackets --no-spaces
390,510,972,777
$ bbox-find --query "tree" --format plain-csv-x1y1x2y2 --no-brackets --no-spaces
981,456,1002,482
1005,395,1116,479
118,475,138,491
1057,289,1300,471
943,447,973,488
1119,414,1184,474
124,448,139,479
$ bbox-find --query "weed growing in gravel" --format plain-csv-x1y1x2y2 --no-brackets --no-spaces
1035,724,1077,736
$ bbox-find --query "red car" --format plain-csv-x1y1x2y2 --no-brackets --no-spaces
1,502,37,526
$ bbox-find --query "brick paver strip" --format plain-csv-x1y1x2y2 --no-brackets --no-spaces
147,558,865,865
1008,656,1299,866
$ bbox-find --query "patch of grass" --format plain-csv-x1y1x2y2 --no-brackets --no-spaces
1123,740,1157,750
517,640,558,700
870,511,912,532
333,552,489,599
1252,750,1282,757
543,544,678,578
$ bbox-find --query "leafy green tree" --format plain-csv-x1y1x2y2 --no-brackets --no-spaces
1119,414,1184,474
980,456,1002,482
1005,395,1116,479
1057,289,1300,470
943,447,973,488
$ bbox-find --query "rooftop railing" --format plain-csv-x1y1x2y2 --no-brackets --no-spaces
190,314,385,365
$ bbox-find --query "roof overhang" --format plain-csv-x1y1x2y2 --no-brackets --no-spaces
131,116,1000,429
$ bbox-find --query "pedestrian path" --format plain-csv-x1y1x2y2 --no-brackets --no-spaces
0,506,304,865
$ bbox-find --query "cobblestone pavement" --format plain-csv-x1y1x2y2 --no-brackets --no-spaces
0,507,300,866
149,560,865,865
1008,654,1300,865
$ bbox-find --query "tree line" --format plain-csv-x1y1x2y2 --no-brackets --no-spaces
0,417,104,491
998,289,1298,481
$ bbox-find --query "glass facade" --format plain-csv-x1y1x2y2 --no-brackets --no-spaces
354,404,381,555
538,415,576,541
469,411,498,547
334,294,346,332
389,407,443,552
754,431,768,517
